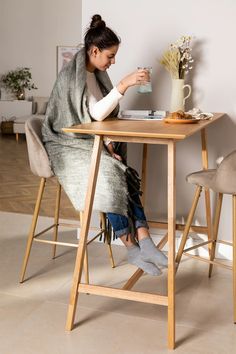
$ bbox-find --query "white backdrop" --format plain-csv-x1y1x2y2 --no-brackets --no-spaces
82,0,236,257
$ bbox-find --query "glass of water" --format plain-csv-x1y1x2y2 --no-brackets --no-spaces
137,66,152,93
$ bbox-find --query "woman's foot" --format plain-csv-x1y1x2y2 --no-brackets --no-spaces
127,244,162,276
139,237,168,268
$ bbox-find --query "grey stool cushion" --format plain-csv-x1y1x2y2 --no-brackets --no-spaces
213,150,236,194
186,150,236,195
186,169,216,189
25,118,54,178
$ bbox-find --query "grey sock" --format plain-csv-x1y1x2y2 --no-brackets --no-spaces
139,237,168,268
127,245,162,276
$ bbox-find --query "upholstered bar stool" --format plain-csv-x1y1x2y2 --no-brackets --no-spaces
176,150,236,323
20,117,115,284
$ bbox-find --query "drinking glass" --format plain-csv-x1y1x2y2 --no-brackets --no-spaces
137,66,152,93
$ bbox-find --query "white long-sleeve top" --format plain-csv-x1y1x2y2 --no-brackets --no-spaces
86,70,123,122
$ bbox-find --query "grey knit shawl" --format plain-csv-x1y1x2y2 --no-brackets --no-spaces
42,47,128,215
42,47,119,142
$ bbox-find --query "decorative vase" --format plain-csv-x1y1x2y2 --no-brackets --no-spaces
16,88,25,100
170,79,191,112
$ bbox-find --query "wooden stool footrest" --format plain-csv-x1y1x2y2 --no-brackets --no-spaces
34,224,57,238
86,230,105,245
148,220,208,234
184,252,232,270
183,240,213,253
33,223,105,248
183,239,233,254
34,238,78,248
218,239,233,246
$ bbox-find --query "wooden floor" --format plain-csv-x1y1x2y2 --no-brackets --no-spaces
0,133,80,219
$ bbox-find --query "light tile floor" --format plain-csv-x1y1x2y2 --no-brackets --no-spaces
0,211,235,354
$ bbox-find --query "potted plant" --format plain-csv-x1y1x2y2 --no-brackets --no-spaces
0,67,37,100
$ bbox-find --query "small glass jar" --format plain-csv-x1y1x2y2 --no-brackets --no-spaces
137,66,152,93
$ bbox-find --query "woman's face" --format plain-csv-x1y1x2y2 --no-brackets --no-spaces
87,45,119,71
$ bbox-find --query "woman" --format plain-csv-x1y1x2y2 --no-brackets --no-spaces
42,14,167,276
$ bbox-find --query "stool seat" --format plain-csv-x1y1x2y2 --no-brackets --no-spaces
13,114,45,142
187,169,216,188
187,149,236,195
25,117,53,178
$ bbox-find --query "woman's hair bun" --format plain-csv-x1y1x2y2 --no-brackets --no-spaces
84,14,120,51
90,14,106,29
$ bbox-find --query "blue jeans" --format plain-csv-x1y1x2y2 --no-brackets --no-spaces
107,194,148,238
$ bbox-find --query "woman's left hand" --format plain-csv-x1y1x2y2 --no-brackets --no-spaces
112,153,122,161
117,69,150,94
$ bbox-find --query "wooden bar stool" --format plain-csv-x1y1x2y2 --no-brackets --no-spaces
20,117,115,284
176,150,236,323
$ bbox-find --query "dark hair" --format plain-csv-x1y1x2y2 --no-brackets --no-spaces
84,14,120,52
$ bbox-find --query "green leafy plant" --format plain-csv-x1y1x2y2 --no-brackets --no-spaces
1,67,37,99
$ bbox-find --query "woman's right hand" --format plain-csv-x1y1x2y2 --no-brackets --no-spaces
117,69,150,95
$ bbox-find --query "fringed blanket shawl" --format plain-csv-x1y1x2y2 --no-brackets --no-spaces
42,47,130,215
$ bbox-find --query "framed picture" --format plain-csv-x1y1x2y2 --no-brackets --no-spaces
56,45,83,74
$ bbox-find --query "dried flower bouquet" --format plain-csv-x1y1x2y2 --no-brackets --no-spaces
160,36,194,79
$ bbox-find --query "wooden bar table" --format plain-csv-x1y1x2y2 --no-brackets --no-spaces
63,113,224,349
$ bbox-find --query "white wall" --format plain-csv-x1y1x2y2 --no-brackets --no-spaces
0,0,82,97
82,0,236,256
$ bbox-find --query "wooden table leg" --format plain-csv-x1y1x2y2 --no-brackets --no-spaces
141,143,148,206
52,182,61,259
167,141,176,349
66,135,104,331
201,129,213,254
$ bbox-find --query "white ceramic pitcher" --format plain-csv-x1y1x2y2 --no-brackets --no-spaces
170,79,192,112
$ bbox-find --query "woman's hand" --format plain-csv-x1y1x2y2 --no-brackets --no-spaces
106,142,122,161
112,153,122,161
117,69,150,95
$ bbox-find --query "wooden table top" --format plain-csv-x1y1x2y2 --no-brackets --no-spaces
63,113,224,140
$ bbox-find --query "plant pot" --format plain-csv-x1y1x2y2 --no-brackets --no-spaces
16,88,25,100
